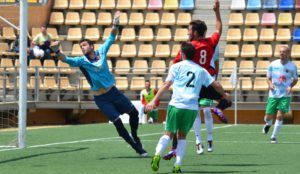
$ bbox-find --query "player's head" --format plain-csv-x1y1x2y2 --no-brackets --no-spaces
180,42,195,61
41,25,47,35
145,80,151,90
79,39,94,56
188,20,207,41
279,46,290,62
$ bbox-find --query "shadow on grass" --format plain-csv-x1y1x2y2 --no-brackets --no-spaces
156,170,258,174
98,156,152,160
0,147,88,164
187,163,276,167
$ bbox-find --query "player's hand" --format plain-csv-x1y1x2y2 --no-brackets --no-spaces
145,101,155,113
269,85,275,90
113,11,121,26
213,0,220,12
287,86,292,94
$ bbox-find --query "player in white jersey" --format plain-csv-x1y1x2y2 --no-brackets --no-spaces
263,46,298,143
146,43,230,173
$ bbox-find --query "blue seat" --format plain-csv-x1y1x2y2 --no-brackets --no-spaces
279,0,294,10
293,29,300,41
179,0,194,10
247,0,261,10
263,0,278,9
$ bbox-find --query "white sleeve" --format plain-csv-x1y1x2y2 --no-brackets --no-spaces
165,64,176,82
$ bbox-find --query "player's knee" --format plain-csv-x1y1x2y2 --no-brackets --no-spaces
128,107,138,118
203,107,212,119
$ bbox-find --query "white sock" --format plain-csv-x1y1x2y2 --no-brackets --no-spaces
174,139,187,166
203,107,213,141
138,105,145,124
271,120,283,139
264,116,273,125
155,135,170,156
193,108,202,144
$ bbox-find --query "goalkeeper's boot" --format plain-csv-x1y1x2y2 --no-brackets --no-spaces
270,137,277,144
172,165,182,173
207,141,214,152
196,143,204,155
211,106,228,123
262,125,271,134
163,149,176,160
151,153,160,171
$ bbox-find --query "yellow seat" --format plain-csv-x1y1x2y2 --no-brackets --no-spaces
115,77,128,90
174,28,188,41
256,61,270,74
3,27,16,40
28,59,42,73
48,28,62,41
119,12,128,26
49,12,64,25
80,77,90,90
53,0,68,9
120,28,136,42
85,28,100,41
130,77,145,90
132,0,147,9
151,60,166,73
227,28,241,42
278,13,293,26
161,13,176,25
257,44,272,58
81,12,96,25
294,13,300,25
69,0,83,9
220,77,234,91
128,13,144,25
1,58,14,73
97,12,112,25
241,44,256,58
71,44,83,57
138,44,153,58
245,13,259,26
0,43,10,56
116,0,131,9
115,60,130,74
138,28,153,41
177,13,191,26
253,77,268,91
156,28,171,41
58,60,76,73
237,77,252,91
228,13,244,26
133,60,148,73
164,0,178,10
259,28,275,41
145,13,160,25
276,28,291,41
222,61,237,74
107,59,113,72
0,75,13,89
239,60,254,74
67,28,82,41
60,77,76,91
101,0,115,9
155,44,170,57
291,45,300,58
121,44,136,58
274,44,289,57
28,76,42,90
150,77,163,89
243,28,258,41
41,76,58,90
292,79,300,91
224,44,239,58
85,0,100,9
107,44,120,57
171,44,180,57
103,28,119,41
40,59,58,73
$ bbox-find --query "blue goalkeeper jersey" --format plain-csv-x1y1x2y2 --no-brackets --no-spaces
64,33,116,91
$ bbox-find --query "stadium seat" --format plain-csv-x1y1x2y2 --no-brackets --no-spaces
253,77,268,91
226,28,241,42
138,28,153,41
145,13,160,25
40,59,57,73
237,77,252,91
228,13,244,26
101,0,115,9
2,27,16,40
222,60,237,74
85,0,100,9
121,44,136,58
293,29,300,41
150,77,163,89
128,13,144,25
0,43,9,56
41,76,58,90
28,59,42,73
49,12,64,25
261,13,276,26
81,12,96,25
297,0,300,10
247,0,261,10
132,0,147,9
148,0,162,10
132,60,148,73
245,13,260,26
241,44,256,58
220,77,234,91
53,0,68,9
119,12,128,25
60,77,76,91
279,0,294,10
161,13,176,25
179,0,194,10
107,44,120,57
224,44,239,58
174,28,188,41
67,28,82,41
155,44,170,57
79,77,90,90
130,77,145,90
263,0,278,9
31,27,40,39
259,28,275,41
103,28,119,41
293,79,300,91
1,58,14,73
115,77,128,90
257,44,272,58
156,28,171,41
164,0,179,10
171,44,180,57
58,60,76,73
294,13,300,25
120,28,136,42
278,13,293,26
69,0,83,9
28,76,41,90
115,60,130,74
291,45,300,58
256,61,270,74
65,12,80,25
276,28,291,41
274,44,289,57
85,28,100,41
0,75,12,89
150,60,166,73
239,61,254,74
243,28,258,41
116,0,131,9
71,44,83,57
231,0,245,10
107,59,113,72
138,44,153,57
97,12,112,25
293,61,300,73
177,13,192,25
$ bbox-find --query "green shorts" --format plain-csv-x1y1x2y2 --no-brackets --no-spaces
199,98,213,106
266,97,291,114
149,109,158,120
165,105,198,135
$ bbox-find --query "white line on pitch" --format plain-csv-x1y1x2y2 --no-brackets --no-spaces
224,132,300,135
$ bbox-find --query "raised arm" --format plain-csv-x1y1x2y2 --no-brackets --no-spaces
213,0,222,36
111,11,120,35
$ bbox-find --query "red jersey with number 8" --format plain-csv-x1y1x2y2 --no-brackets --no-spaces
173,32,220,76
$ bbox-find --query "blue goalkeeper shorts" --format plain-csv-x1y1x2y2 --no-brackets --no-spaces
94,86,134,121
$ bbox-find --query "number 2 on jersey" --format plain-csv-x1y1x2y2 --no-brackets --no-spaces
199,50,207,65
186,71,195,88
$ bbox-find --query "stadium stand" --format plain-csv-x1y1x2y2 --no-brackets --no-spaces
263,0,278,9
138,28,154,41
279,0,294,10
179,0,194,10
257,44,272,58
245,13,260,26
138,44,153,57
128,12,144,25
132,60,148,73
67,28,82,41
101,0,115,9
69,0,84,10
84,28,100,41
243,28,258,41
148,0,163,10
81,12,96,25
65,12,80,25
297,0,300,10
261,13,276,26
278,13,293,26
161,12,175,26
132,0,147,10
256,61,270,74
97,12,112,25
276,28,291,41
228,13,243,26
130,77,145,90
222,60,237,74
246,0,261,10
226,28,241,41
150,60,166,73
84,0,100,9
49,12,64,25
53,0,68,9
259,28,275,41
116,0,131,10
293,28,300,41
176,13,191,25
291,44,300,58
231,0,245,10
115,77,129,90
121,44,136,58
115,60,130,74
239,60,254,74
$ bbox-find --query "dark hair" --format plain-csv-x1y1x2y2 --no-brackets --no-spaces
41,25,47,29
145,80,150,83
79,38,94,47
181,42,195,60
189,20,207,37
